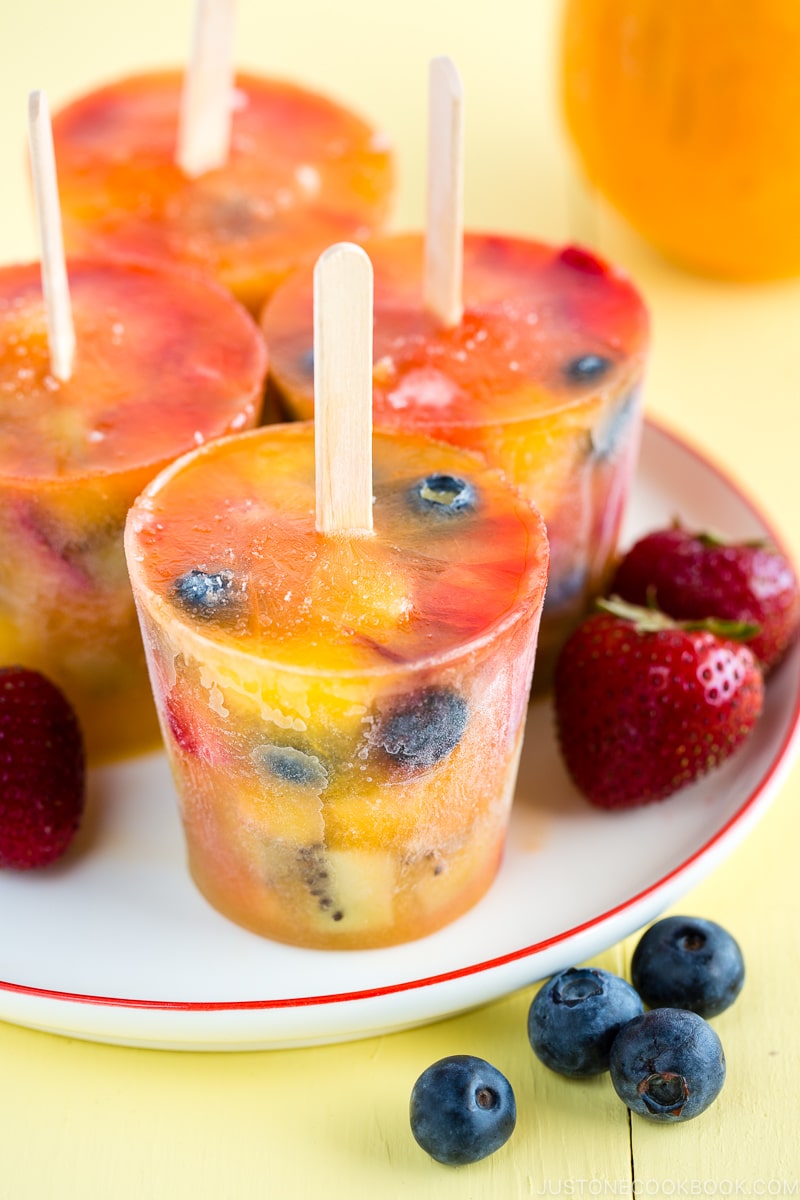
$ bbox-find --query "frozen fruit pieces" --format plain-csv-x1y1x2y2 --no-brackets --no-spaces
0,259,266,762
263,232,649,682
125,423,549,948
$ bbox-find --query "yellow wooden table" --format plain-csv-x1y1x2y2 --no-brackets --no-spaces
1,1,798,1194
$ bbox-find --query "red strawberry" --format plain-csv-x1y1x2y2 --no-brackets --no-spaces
610,525,800,673
553,599,764,809
0,667,85,868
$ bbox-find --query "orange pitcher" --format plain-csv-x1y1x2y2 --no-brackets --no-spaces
560,0,800,280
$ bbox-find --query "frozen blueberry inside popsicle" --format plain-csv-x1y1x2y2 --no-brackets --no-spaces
373,687,469,771
173,568,237,617
565,353,612,383
412,474,477,517
252,744,329,790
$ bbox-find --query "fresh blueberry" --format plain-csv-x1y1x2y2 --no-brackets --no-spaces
409,1055,516,1166
589,390,639,459
173,568,237,618
411,474,477,517
373,687,468,772
631,916,745,1018
609,1008,726,1122
299,348,314,376
251,744,328,790
527,967,644,1077
565,353,612,383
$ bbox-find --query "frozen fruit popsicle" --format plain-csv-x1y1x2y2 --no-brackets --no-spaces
262,233,648,683
262,60,648,684
0,258,267,762
124,244,549,949
50,68,394,313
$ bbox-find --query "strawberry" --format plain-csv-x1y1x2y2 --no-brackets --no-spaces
610,525,800,673
553,599,764,809
0,667,85,868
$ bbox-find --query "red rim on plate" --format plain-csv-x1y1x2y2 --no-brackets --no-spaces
1,417,798,1026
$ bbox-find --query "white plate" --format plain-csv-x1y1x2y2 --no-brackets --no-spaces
1,420,798,1051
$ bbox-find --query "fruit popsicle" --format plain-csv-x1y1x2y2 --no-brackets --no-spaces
50,70,395,313
0,259,267,762
261,232,650,683
124,421,549,948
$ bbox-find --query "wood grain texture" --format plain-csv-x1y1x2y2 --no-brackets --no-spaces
424,55,464,328
623,788,800,1193
314,242,374,535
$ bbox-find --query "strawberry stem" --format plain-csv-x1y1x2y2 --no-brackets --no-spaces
597,595,761,642
669,517,771,552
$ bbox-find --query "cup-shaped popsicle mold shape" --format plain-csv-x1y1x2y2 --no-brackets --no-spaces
51,71,395,313
124,423,549,949
0,259,267,763
262,233,649,683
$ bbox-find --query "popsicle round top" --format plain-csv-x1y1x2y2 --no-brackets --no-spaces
0,260,267,482
261,233,650,426
125,423,550,675
51,71,395,311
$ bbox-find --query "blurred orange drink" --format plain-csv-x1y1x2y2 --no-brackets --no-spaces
560,0,800,279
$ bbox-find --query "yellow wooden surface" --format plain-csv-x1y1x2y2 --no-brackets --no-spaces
1,0,799,1195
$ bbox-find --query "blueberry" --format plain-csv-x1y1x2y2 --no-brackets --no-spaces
411,474,477,517
409,1055,516,1166
251,744,328,790
373,688,468,771
527,967,644,1077
299,348,314,376
565,353,612,383
173,568,237,618
631,916,745,1018
609,1009,726,1122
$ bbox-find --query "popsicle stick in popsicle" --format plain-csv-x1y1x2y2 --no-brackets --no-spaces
314,243,374,537
424,55,464,329
28,89,75,383
177,0,236,178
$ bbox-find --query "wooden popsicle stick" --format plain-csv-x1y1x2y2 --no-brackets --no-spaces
314,243,374,537
28,90,75,383
176,0,236,178
424,55,464,328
